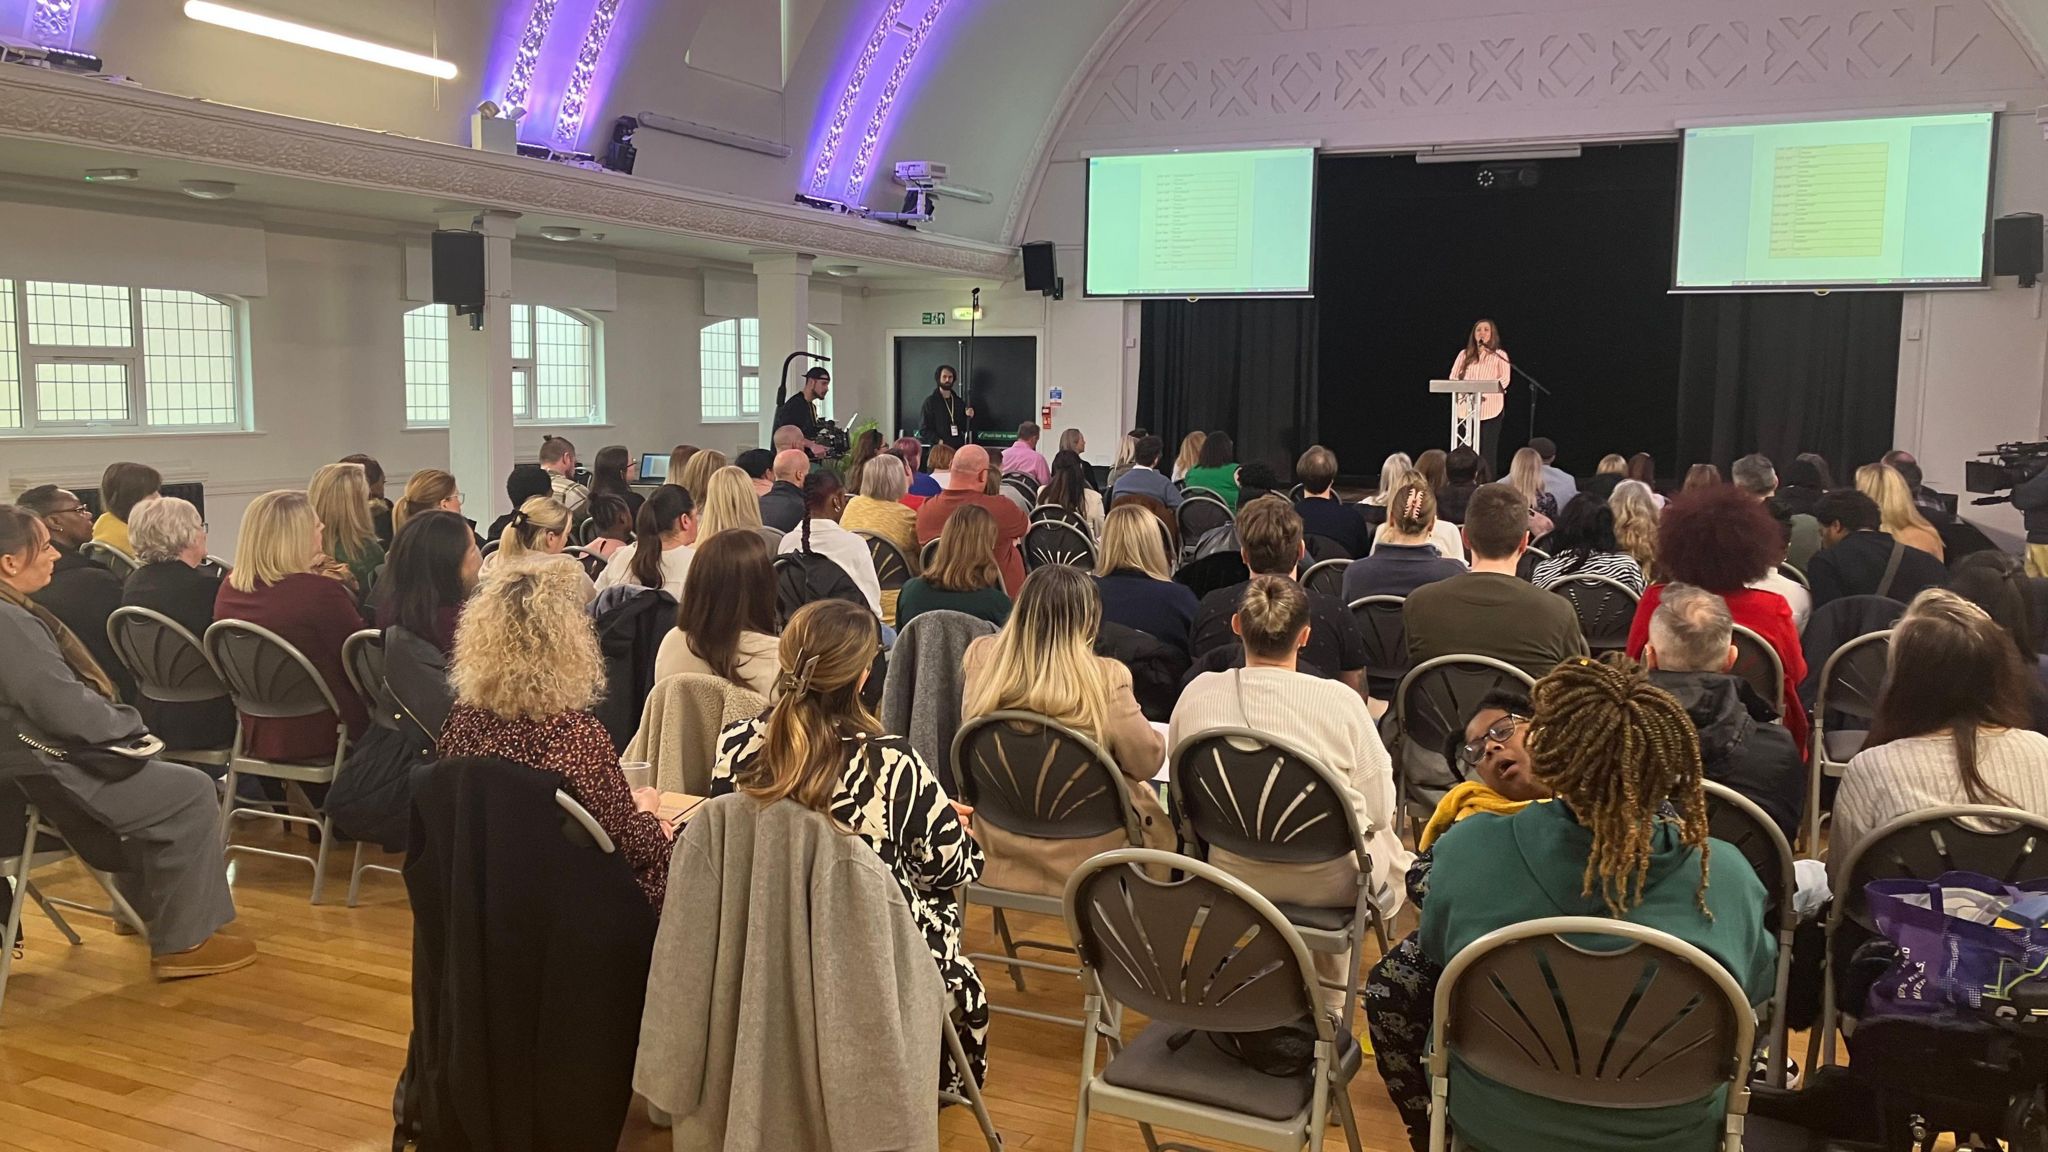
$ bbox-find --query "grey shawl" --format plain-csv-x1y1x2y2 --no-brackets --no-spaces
879,609,996,790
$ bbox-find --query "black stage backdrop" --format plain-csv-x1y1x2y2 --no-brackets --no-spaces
1674,292,1900,475
1314,145,1684,479
1136,297,1318,475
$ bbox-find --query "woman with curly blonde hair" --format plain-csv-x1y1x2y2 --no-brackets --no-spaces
438,562,675,907
1609,478,1660,577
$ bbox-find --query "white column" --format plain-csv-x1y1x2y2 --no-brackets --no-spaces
753,252,815,447
440,210,520,524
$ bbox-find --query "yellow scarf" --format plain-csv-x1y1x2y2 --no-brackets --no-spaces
1418,781,1536,852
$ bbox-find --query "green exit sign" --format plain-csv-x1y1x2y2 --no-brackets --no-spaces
920,311,948,325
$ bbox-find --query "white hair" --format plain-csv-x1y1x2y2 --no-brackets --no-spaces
1648,583,1733,672
128,496,202,564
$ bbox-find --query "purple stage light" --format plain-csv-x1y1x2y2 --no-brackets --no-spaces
553,0,622,147
807,0,910,196
501,0,561,115
29,0,79,45
844,0,948,205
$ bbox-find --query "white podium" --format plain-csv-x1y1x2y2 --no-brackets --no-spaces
1430,379,1497,452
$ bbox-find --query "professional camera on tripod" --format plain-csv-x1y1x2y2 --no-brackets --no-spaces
1966,441,2048,505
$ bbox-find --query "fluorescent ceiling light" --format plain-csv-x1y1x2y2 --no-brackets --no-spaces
182,1,459,80
1414,144,1582,164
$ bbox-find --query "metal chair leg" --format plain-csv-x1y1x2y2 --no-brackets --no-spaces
942,1014,1002,1151
1,811,41,1021
309,814,333,906
346,842,367,908
990,907,1028,992
25,884,81,945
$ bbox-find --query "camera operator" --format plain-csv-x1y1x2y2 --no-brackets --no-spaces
2013,465,2048,577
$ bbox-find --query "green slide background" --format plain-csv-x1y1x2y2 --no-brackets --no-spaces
1085,147,1316,297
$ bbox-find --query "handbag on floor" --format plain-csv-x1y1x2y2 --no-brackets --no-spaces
1865,871,2048,1020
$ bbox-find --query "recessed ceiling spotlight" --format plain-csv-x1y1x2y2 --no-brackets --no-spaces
84,168,140,182
179,179,237,200
822,264,860,277
539,226,583,242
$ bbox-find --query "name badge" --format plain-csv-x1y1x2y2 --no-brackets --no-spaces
949,424,959,437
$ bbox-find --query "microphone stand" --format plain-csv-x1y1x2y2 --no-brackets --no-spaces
1506,358,1553,445
962,287,979,445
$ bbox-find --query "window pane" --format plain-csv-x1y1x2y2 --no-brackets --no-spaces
25,281,133,348
530,307,592,422
511,366,529,419
509,304,532,359
808,326,833,421
698,319,738,422
34,361,130,423
404,304,451,425
140,290,237,426
0,280,18,429
739,319,761,417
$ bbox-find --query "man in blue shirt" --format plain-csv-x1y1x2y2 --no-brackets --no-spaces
1105,435,1183,509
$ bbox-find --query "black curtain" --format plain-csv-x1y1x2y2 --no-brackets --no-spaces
1136,298,1317,474
1674,293,1902,475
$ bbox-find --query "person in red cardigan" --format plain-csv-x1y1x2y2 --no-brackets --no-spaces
1625,485,1809,761
213,490,369,762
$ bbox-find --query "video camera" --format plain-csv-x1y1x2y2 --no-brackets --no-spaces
814,419,850,460
1966,441,2048,505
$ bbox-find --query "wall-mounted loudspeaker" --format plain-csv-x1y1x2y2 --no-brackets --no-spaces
432,229,487,315
1021,241,1063,300
1994,213,2043,288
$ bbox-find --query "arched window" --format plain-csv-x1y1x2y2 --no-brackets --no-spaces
402,302,601,427
699,319,831,423
0,279,244,433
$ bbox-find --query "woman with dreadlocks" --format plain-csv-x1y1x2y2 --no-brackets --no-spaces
1412,657,1773,1152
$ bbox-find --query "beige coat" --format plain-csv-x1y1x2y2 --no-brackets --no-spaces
626,673,766,794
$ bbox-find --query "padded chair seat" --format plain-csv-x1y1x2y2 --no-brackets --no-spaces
1099,1020,1359,1121
1272,901,1354,933
1823,729,1869,763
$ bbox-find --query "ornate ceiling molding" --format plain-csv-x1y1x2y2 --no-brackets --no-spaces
0,67,1015,278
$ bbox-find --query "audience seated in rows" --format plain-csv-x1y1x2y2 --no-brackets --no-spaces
375,510,479,657
1093,505,1198,654
1292,445,1371,558
1042,450,1104,539
0,505,255,979
675,448,728,511
917,445,1029,596
1182,431,1241,509
1642,584,1806,841
1529,493,1644,593
1106,434,1182,510
121,496,236,753
438,562,674,906
1192,497,1368,689
16,484,133,703
1527,436,1576,510
897,504,1011,630
654,529,779,698
1170,575,1411,1007
1579,452,1626,500
1829,588,2048,881
1683,462,1722,491
588,445,644,522
1626,452,1663,503
215,490,368,763
758,449,810,534
1170,431,1206,483
961,565,1174,894
484,497,595,603
596,486,696,600
487,466,554,542
1858,461,1945,563
1732,453,1822,572
1344,480,1466,602
339,453,394,547
1625,484,1808,759
393,468,475,545
1505,447,1559,531
538,435,590,517
1756,501,1813,631
778,470,883,619
1104,431,1139,491
695,466,764,540
842,453,920,622
710,600,988,1095
1435,447,1483,524
93,461,161,554
1806,488,1948,610
1405,483,1588,681
1372,470,1466,564
999,422,1050,487
1608,478,1661,575
1776,453,1833,517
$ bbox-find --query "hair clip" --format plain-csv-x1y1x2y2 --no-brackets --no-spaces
779,652,822,697
511,510,530,527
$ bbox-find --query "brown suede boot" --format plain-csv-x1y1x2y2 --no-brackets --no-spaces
151,932,258,981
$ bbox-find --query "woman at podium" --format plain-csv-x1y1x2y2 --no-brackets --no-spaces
1450,319,1510,473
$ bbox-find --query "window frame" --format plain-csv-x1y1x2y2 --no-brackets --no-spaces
402,302,605,429
698,318,833,425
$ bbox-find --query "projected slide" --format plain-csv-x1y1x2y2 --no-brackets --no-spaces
1675,112,1994,290
1085,147,1316,297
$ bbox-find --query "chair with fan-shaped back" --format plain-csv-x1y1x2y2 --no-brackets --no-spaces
1349,595,1409,702
1392,655,1538,830
858,531,914,591
920,536,942,571
568,516,600,547
1023,521,1096,572
1805,629,1892,854
1030,504,1090,536
105,605,232,769
1549,574,1639,655
1175,495,1233,557
1777,562,1810,589
562,546,609,581
341,629,397,729
79,540,138,580
1301,558,1351,599
1702,781,1797,1088
1727,624,1786,713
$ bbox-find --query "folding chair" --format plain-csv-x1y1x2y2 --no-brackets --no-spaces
562,546,608,580
1349,594,1409,702
1170,728,1391,1025
341,629,397,724
204,619,359,905
1729,624,1787,719
1024,521,1096,572
1176,495,1232,557
1804,630,1892,855
1703,781,1798,1088
105,606,233,771
1428,917,1756,1152
1778,563,1810,589
950,710,1146,1027
1064,850,1364,1152
1301,558,1350,598
1549,574,1639,655
0,773,147,1021
920,536,942,570
478,539,501,559
858,531,914,589
1392,655,1537,830
1030,504,1091,536
1181,486,1226,505
1811,805,2048,1076
78,540,138,580
568,517,600,547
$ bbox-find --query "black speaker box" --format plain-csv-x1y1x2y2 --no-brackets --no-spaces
1994,213,2042,285
432,229,486,311
1021,241,1062,298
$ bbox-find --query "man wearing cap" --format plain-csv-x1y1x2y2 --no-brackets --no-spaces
914,444,1030,595
774,367,831,458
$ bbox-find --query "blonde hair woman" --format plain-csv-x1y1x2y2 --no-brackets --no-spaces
896,503,1010,629
1348,480,1467,600
1171,431,1206,482
438,561,675,908
308,462,384,593
392,468,465,535
1609,478,1660,576
1597,453,1628,477
696,466,764,540
1368,453,1415,506
1507,447,1558,524
1094,504,1201,654
676,448,729,509
1857,462,1945,562
485,495,595,603
960,564,1174,894
1106,433,1140,490
213,490,368,762
710,599,987,1094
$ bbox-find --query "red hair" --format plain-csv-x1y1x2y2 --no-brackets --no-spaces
1654,485,1780,592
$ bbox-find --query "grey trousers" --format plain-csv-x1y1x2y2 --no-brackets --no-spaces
46,759,235,955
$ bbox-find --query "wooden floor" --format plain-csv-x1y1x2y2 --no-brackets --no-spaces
0,831,1418,1152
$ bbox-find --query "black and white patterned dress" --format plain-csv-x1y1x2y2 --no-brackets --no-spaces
712,718,991,1094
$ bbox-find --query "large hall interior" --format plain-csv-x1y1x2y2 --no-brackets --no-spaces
4,0,2048,1149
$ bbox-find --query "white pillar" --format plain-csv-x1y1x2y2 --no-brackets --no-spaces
753,252,815,448
440,210,520,525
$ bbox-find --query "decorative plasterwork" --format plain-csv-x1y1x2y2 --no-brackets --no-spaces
0,68,1015,278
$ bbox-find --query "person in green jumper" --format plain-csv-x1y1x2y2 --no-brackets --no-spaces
896,503,1012,630
1180,431,1242,510
1419,656,1773,1152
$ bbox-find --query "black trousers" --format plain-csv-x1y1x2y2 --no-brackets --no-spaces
1480,416,1502,479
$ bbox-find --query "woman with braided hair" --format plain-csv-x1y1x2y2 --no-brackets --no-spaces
1401,657,1772,1152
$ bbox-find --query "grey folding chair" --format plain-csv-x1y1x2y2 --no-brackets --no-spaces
1728,624,1786,719
0,774,147,1021
1301,557,1350,598
1063,850,1363,1152
1805,629,1892,855
1702,781,1798,1088
342,629,398,729
1349,594,1409,702
1024,521,1096,572
1811,805,2048,1075
1549,574,1639,655
105,605,233,770
1428,917,1756,1152
950,710,1145,1028
203,619,360,905
78,540,138,580
1170,727,1391,1025
1176,495,1232,555
1392,655,1538,830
